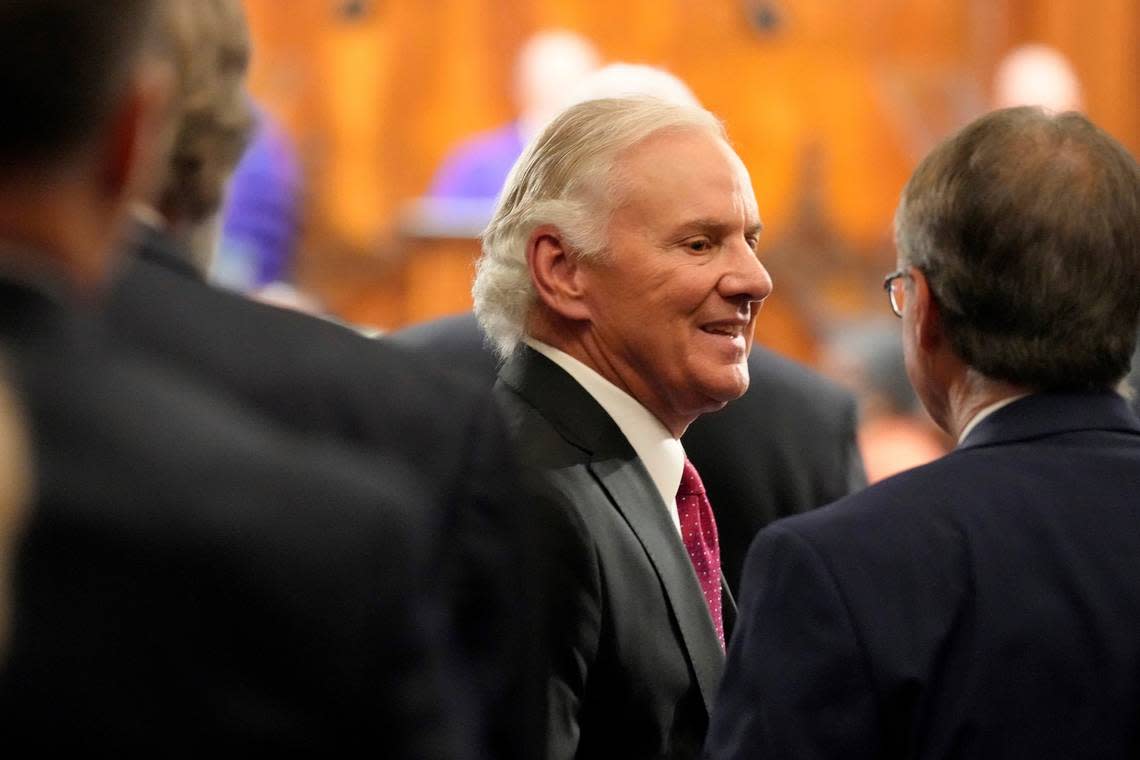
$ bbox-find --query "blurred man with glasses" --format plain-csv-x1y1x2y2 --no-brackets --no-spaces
707,106,1140,760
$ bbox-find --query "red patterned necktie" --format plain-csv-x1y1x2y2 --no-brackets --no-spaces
676,457,724,650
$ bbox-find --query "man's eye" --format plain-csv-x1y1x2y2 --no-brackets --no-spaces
687,239,711,252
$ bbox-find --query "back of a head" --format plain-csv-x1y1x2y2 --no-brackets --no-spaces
0,0,158,172
155,0,254,225
474,96,724,357
514,29,600,135
895,106,1140,391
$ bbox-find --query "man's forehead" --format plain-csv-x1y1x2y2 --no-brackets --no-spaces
619,125,730,166
613,128,758,211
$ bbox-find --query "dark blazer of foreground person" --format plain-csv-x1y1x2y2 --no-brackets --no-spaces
0,277,454,755
107,226,545,760
390,311,866,597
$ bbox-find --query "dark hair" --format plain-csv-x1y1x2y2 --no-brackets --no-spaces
894,106,1140,391
0,0,158,166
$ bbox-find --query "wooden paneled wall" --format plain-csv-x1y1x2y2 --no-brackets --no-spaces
241,0,1138,362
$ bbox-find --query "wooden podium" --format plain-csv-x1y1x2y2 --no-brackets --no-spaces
394,197,493,326
302,197,490,332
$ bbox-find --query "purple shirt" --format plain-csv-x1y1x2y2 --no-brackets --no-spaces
428,122,526,200
215,111,302,289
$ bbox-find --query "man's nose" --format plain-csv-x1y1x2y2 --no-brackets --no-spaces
720,239,773,305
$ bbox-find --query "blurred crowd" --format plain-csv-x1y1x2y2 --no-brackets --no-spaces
0,1,1138,758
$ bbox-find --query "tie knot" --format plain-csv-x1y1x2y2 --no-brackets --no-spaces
677,457,706,499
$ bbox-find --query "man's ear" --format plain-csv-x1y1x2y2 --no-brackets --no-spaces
100,56,176,207
527,225,592,321
910,268,943,352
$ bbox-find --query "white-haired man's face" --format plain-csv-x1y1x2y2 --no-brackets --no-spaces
576,128,771,435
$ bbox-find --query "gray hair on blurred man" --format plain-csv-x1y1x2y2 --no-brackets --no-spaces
142,0,255,270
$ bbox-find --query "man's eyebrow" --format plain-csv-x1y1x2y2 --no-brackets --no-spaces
673,218,727,235
671,219,764,237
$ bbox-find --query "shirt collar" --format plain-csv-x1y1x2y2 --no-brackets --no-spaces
958,393,1031,445
525,338,685,533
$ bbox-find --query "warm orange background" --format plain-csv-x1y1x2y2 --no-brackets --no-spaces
240,0,1138,364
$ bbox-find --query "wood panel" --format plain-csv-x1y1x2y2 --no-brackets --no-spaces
240,0,1138,361
1006,0,1138,153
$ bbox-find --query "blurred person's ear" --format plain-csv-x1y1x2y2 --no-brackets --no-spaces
905,267,959,432
910,269,943,353
99,54,177,213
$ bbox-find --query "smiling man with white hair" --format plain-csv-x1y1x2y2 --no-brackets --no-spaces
475,95,772,759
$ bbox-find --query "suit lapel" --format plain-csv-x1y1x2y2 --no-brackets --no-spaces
499,347,726,710
588,455,726,712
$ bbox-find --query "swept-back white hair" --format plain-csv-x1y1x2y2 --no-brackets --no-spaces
473,94,723,358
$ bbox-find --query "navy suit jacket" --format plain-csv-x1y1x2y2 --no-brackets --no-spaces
707,391,1140,759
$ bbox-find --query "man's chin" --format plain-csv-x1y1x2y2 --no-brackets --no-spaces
696,378,750,412
711,365,750,401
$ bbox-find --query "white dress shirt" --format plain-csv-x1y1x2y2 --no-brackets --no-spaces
525,338,685,535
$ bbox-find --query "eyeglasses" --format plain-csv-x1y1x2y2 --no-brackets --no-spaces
883,268,911,318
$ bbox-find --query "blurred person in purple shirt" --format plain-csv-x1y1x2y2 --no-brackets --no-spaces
213,106,303,291
428,29,599,201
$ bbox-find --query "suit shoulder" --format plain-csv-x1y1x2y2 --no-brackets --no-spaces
768,448,989,558
748,345,855,415
387,312,483,352
385,313,500,385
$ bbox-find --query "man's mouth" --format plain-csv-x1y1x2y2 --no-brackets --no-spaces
700,321,748,339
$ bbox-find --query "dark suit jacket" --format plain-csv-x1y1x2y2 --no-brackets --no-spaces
389,312,866,597
0,276,455,754
106,226,543,760
706,391,1140,760
495,346,725,760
